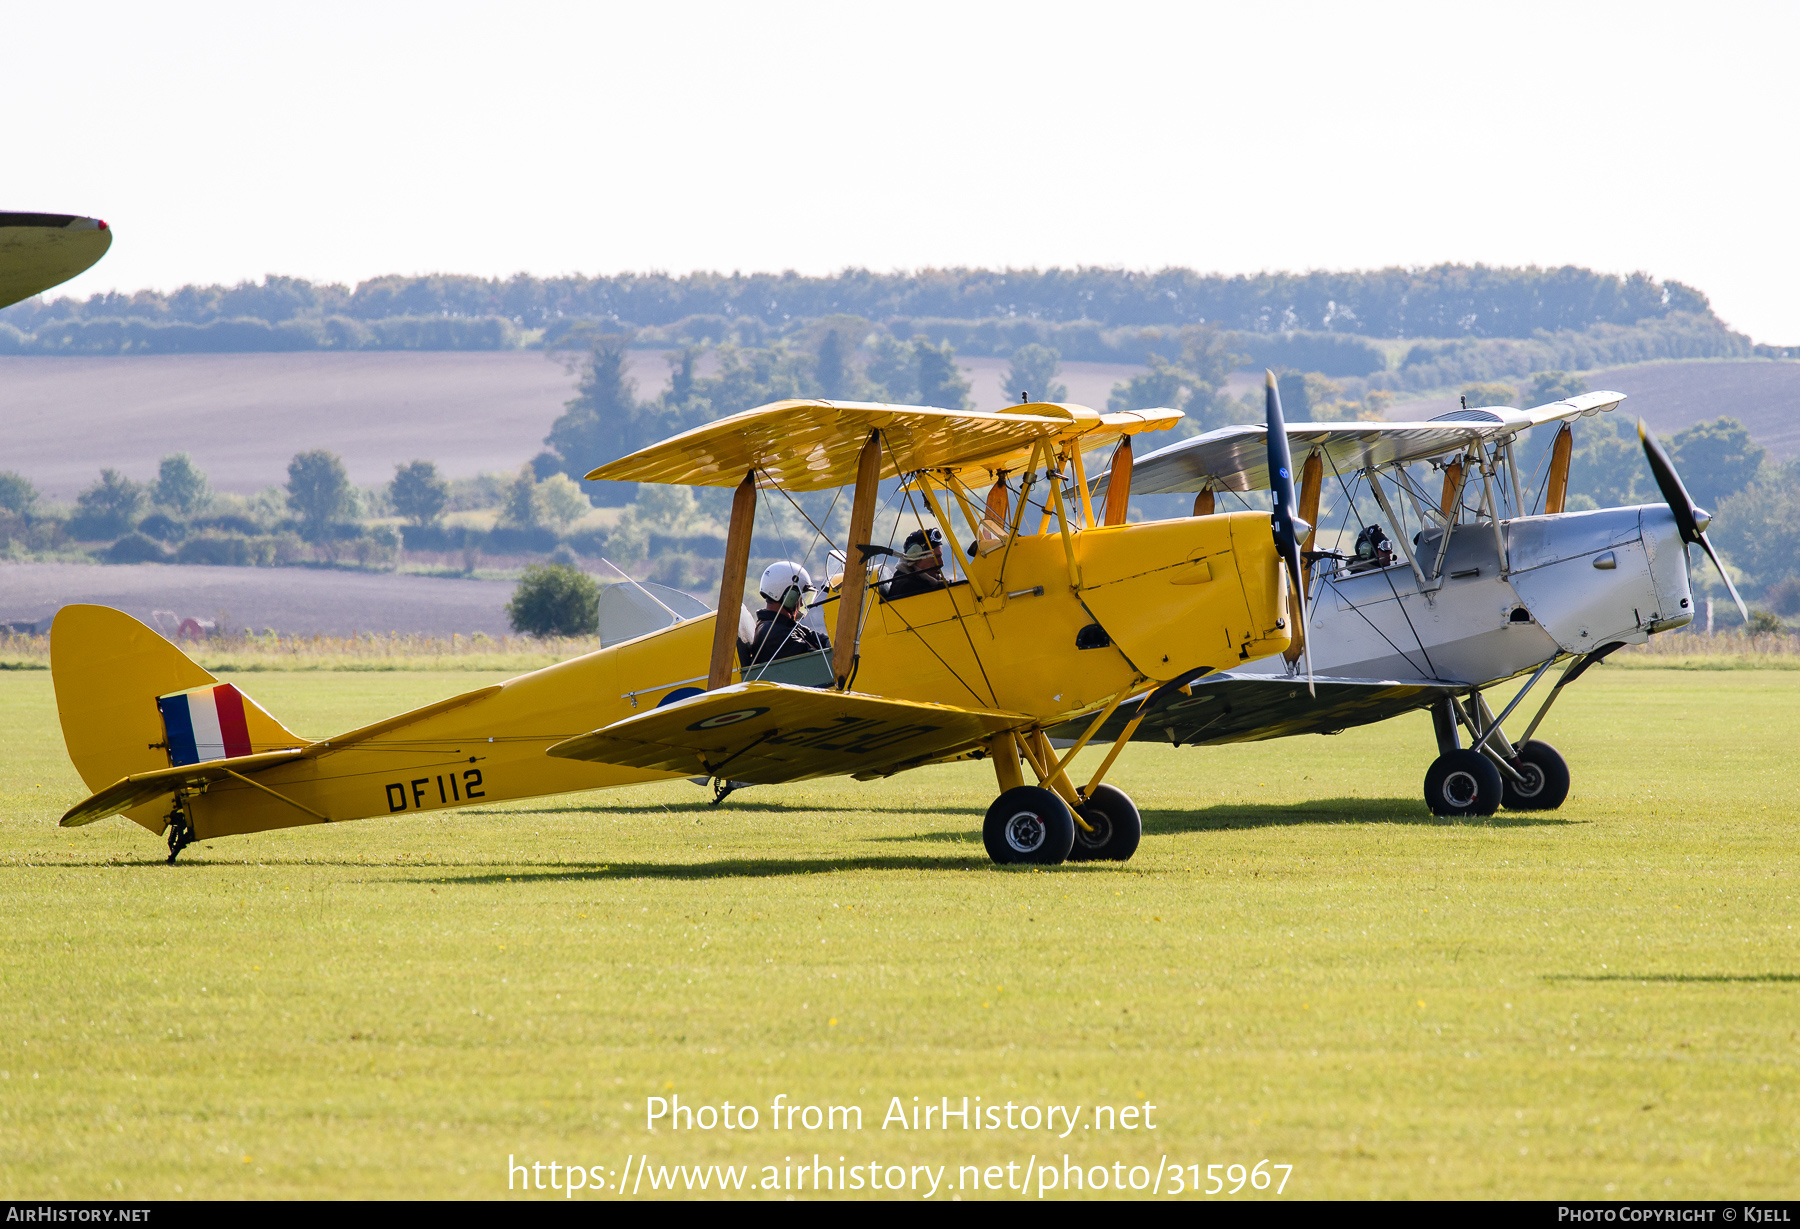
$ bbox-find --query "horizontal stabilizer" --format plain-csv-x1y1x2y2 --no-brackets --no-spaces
546,682,1023,785
60,749,306,828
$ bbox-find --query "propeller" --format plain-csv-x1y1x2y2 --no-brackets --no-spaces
1265,371,1314,695
1638,418,1747,621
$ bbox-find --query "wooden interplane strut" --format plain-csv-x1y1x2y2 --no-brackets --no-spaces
832,430,882,688
709,470,757,690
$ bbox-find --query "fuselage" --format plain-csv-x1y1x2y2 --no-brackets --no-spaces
1239,503,1693,687
176,510,1290,840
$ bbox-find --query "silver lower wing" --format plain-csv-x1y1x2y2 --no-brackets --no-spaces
1052,673,1461,748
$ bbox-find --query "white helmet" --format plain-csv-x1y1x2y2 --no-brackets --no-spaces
758,561,815,611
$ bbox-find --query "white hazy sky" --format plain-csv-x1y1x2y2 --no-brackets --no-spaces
14,1,1800,340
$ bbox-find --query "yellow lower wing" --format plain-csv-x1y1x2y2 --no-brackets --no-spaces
546,682,1023,785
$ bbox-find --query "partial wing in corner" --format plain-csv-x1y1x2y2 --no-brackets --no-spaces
1,213,112,309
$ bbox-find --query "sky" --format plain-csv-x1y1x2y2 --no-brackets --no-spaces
13,0,1800,341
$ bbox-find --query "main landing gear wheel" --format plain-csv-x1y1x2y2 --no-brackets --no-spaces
1069,784,1142,862
1423,750,1503,817
1501,740,1570,811
983,786,1076,866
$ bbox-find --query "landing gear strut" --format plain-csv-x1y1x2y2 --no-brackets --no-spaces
1424,698,1502,816
980,704,1152,866
164,798,195,864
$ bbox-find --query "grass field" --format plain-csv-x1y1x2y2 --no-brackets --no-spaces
1,668,1795,1200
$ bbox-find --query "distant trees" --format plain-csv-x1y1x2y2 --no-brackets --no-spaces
544,333,642,505
507,563,600,636
1109,356,1187,414
71,470,145,538
1001,344,1067,403
501,466,542,528
0,471,37,514
389,460,449,527
153,453,211,514
1667,418,1765,511
286,450,351,542
1713,460,1800,601
535,474,591,529
1108,326,1249,433
542,333,828,498
3,265,1724,339
1529,371,1588,404
915,338,972,411
1551,411,1763,522
1460,382,1519,408
816,329,853,399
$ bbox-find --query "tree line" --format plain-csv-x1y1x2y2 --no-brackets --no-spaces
2,264,1723,338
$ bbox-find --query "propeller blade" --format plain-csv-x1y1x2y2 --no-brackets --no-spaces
1265,371,1314,695
1638,419,1700,544
1638,418,1746,620
1697,534,1750,622
1266,370,1299,557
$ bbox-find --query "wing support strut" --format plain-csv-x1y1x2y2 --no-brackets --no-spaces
832,431,882,689
1516,642,1628,746
710,470,757,691
1429,453,1472,580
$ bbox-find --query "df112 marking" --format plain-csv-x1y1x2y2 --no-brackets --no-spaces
386,768,485,812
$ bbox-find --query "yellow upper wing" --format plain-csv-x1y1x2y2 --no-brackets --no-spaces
587,399,1071,490
546,682,1023,784
948,405,1184,479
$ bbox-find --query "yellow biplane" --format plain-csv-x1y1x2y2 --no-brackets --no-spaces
54,388,1304,866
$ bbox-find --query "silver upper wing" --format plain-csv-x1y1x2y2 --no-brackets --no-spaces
1111,391,1625,497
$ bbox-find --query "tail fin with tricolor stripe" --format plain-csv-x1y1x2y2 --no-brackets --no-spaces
50,605,307,832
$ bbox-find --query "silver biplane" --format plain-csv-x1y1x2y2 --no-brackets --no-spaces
1073,383,1742,816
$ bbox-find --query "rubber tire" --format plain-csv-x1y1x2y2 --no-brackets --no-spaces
1423,749,1504,817
983,786,1076,866
1069,784,1143,862
1501,740,1571,811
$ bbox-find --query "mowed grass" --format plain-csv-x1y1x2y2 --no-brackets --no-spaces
0,669,1795,1200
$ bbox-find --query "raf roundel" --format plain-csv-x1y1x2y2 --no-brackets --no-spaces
687,707,771,730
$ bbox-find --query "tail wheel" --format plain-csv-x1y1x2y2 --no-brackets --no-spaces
1423,749,1503,817
1501,740,1571,811
983,786,1076,866
1070,784,1142,862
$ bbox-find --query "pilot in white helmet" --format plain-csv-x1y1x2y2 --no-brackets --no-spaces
739,560,831,667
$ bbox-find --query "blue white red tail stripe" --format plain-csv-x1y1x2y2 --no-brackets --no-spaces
157,684,254,766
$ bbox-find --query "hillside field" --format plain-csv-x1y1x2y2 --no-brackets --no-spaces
0,666,1793,1200
8,351,1793,503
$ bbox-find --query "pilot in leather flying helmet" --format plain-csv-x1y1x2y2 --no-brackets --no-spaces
884,528,946,601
